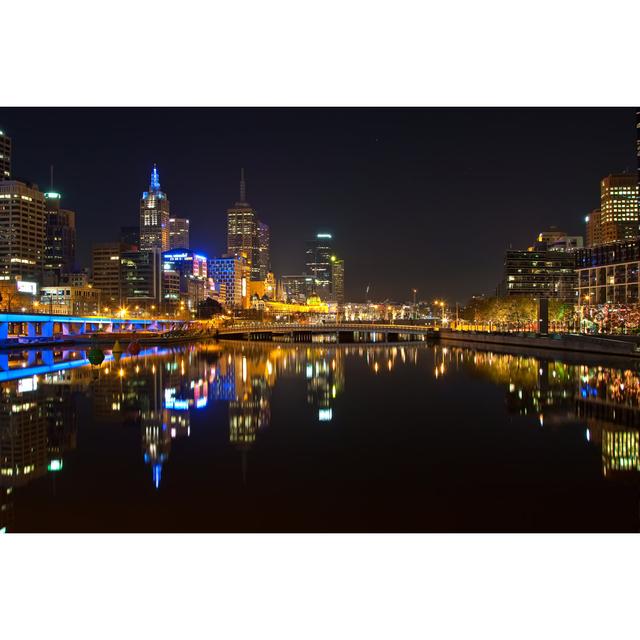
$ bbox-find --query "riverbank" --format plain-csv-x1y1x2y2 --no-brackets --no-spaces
438,328,640,358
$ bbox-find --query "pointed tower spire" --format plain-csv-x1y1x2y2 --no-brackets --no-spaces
239,167,246,203
150,164,161,192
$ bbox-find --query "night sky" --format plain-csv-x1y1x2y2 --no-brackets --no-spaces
0,107,636,303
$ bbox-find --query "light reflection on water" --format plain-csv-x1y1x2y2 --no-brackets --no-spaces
1,342,639,532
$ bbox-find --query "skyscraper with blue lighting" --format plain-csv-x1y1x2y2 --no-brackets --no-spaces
140,165,170,252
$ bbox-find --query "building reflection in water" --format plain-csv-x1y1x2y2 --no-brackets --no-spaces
432,345,640,480
3,341,640,531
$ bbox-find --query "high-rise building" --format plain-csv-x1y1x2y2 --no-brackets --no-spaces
140,165,170,252
169,217,190,249
0,128,10,180
226,169,268,282
331,256,345,303
279,274,315,303
600,173,638,239
43,191,76,285
121,249,163,309
585,209,603,247
91,242,125,310
305,233,333,299
0,179,46,283
501,248,577,301
256,221,270,281
209,255,249,309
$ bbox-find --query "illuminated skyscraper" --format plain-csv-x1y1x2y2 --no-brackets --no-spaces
226,169,268,281
331,256,345,303
586,174,639,246
0,178,46,283
43,191,76,285
140,165,170,252
256,221,270,280
305,233,333,299
0,128,10,180
169,217,190,249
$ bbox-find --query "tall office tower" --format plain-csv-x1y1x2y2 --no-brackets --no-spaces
92,242,125,309
121,249,163,309
226,169,264,281
120,225,140,248
256,221,270,280
0,128,10,179
0,179,46,283
43,191,76,285
140,165,170,252
585,209,603,247
305,233,333,299
599,174,639,243
331,256,345,303
169,217,190,249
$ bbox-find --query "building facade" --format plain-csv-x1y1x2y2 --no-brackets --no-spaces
0,128,10,180
43,191,76,285
209,255,249,309
502,248,577,301
121,249,163,309
169,217,190,249
279,274,315,304
91,242,125,310
576,239,640,305
40,285,101,316
585,174,639,246
305,233,333,299
162,249,209,311
140,165,170,252
0,179,46,284
331,257,345,303
226,169,268,282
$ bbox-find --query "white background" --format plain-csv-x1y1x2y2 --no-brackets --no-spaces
1,1,639,638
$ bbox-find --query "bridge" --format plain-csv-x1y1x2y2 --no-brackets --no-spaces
0,312,189,343
217,322,438,343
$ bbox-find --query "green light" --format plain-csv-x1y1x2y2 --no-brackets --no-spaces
48,459,63,472
44,192,61,199
0,527,6,534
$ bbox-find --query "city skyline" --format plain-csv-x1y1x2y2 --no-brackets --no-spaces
1,107,636,302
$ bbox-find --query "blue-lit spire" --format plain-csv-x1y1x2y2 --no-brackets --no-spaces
150,164,161,192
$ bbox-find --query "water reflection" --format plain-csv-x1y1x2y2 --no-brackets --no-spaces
432,346,640,480
1,342,639,532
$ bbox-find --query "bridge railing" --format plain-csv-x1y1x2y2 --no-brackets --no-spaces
218,322,436,334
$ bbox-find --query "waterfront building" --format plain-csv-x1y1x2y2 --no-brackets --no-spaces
305,233,333,298
209,254,250,309
0,179,46,284
331,256,345,303
575,238,640,305
43,191,76,285
585,174,639,246
140,165,170,252
501,248,577,301
40,284,100,315
91,242,126,310
0,128,10,179
169,217,190,249
62,270,90,287
279,274,315,304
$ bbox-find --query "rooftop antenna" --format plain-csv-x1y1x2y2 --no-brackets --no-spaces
239,168,246,203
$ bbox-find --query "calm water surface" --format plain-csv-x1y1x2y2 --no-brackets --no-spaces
1,341,639,532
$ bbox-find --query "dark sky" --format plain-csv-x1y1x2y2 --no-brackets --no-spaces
0,107,636,303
